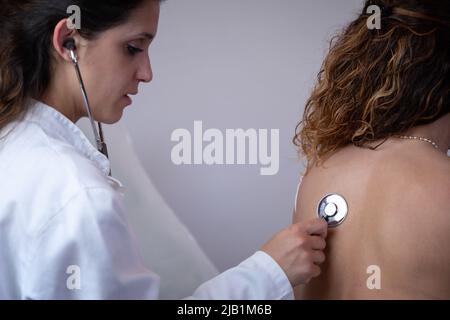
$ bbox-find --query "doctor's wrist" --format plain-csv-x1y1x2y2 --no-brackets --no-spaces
252,251,294,300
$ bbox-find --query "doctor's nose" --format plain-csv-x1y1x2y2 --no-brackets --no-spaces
137,57,153,83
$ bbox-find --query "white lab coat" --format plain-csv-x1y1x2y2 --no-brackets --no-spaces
0,99,293,300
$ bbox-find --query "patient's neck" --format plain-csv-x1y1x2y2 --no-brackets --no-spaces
403,113,450,154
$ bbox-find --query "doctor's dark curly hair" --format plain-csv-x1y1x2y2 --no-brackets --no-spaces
0,0,163,131
293,0,450,170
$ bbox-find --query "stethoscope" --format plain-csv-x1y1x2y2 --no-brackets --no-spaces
317,193,348,228
63,38,111,175
63,39,126,192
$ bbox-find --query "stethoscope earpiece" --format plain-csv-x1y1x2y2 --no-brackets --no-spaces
317,193,348,228
63,38,76,51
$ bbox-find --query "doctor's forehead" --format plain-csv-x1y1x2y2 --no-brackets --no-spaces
109,0,160,41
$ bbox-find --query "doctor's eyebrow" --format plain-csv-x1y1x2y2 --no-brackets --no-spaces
136,32,155,41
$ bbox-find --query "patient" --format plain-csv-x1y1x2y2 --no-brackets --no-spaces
292,0,450,299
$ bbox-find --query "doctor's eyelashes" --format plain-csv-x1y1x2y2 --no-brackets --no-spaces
127,45,144,56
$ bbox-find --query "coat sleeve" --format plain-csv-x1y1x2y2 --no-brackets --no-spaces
22,186,160,299
186,251,294,300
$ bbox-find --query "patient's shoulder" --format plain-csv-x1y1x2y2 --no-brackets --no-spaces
390,147,450,213
294,142,450,222
309,140,449,190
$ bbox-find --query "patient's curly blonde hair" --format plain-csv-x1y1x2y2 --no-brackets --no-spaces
293,0,450,171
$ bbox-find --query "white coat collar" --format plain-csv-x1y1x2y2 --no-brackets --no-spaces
24,99,111,177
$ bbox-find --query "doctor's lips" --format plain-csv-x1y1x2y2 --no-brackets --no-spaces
123,91,137,106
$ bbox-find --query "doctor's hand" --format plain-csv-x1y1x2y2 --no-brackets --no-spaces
261,218,328,287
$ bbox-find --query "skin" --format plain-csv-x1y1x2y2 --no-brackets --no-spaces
41,0,160,124
293,113,450,299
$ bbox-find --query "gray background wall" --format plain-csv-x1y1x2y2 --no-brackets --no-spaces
119,0,364,271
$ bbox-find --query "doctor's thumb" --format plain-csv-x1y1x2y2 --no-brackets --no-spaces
261,220,328,286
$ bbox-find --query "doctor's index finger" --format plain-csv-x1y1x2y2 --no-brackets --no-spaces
303,218,328,238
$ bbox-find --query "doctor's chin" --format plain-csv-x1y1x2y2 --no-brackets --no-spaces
1,0,449,304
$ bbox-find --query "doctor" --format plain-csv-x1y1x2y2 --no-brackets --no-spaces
0,0,327,299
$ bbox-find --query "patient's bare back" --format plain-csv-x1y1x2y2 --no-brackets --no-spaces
293,140,450,299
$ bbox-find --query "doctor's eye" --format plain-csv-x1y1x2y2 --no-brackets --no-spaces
127,45,143,56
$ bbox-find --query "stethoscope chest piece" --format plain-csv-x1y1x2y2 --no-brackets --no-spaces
317,193,348,228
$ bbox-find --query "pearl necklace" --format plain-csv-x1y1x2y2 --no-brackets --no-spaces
394,135,440,150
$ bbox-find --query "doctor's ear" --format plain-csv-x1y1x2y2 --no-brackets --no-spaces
52,19,81,62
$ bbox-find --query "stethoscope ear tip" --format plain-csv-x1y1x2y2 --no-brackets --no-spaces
318,193,348,228
63,38,76,51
